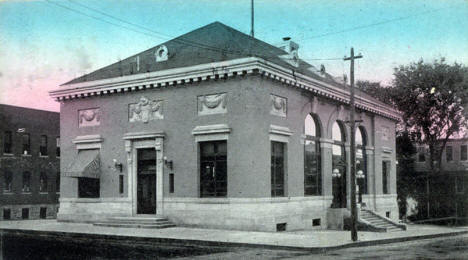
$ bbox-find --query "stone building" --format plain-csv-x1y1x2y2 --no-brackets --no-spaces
414,138,468,222
0,104,60,220
50,22,401,231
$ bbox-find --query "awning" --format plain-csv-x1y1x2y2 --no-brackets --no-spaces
63,149,101,178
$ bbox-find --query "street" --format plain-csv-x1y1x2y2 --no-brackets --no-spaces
170,233,468,260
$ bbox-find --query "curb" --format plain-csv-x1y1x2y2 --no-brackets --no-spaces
1,228,467,253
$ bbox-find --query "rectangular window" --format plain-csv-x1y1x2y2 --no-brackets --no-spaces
3,208,11,220
3,171,13,193
418,147,425,162
22,133,30,155
169,173,174,193
56,172,60,193
78,178,100,198
382,161,389,194
40,172,48,192
22,208,29,219
456,176,464,193
271,141,286,197
200,141,227,197
446,146,453,162
3,131,12,154
56,137,60,157
40,207,47,219
461,145,468,161
40,135,48,156
304,140,321,196
22,172,31,193
119,175,124,194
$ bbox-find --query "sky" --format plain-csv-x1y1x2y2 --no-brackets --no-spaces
1,0,467,112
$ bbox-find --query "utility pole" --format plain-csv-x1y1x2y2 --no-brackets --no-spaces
250,0,254,37
344,47,363,242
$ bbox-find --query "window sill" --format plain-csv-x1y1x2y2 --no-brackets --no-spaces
39,155,49,158
21,154,32,157
22,192,32,194
2,192,13,195
40,192,49,194
2,153,14,157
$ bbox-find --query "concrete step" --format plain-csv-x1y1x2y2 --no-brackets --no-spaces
360,210,405,232
106,217,171,224
94,222,176,229
93,216,176,229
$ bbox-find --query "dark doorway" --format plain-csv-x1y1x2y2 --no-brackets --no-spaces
137,148,156,214
332,149,347,208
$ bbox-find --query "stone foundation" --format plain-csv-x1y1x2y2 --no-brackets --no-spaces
56,194,399,231
57,197,132,223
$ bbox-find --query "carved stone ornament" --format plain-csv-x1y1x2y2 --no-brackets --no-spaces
381,126,390,141
78,108,101,127
270,94,287,117
198,93,227,115
129,96,164,123
155,45,168,62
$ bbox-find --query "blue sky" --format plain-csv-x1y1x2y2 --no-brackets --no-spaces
1,0,467,111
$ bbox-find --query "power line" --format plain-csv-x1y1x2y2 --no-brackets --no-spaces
296,4,458,42
43,0,166,40
43,0,348,64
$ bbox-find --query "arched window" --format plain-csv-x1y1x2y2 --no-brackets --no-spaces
304,114,321,195
356,127,367,195
332,121,347,208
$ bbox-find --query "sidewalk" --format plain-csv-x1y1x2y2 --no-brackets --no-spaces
1,220,467,251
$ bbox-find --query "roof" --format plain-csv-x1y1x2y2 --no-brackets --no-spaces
60,21,394,114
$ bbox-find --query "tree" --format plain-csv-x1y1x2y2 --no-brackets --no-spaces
356,80,394,105
392,59,468,173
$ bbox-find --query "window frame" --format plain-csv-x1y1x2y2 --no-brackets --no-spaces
199,140,228,198
3,171,13,193
56,136,61,157
418,147,426,162
304,114,321,196
382,161,390,194
446,145,453,162
22,133,30,155
22,171,31,193
3,131,12,154
78,177,100,198
271,141,286,197
39,172,48,193
40,135,48,156
461,145,468,161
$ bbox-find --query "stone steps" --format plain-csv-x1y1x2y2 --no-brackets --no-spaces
93,216,176,229
359,210,406,232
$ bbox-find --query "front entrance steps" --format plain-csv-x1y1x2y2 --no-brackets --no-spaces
93,216,176,229
359,209,406,232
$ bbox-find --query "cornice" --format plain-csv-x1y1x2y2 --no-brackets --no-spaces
49,57,401,121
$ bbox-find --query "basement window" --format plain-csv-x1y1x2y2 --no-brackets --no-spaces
276,223,287,232
312,218,321,226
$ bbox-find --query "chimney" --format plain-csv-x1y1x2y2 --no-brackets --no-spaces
277,37,300,67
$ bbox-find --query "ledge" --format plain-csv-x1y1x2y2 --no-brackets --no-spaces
381,146,393,154
192,124,231,136
269,125,293,136
73,135,103,150
123,131,165,140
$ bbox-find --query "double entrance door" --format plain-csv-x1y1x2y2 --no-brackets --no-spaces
137,148,156,214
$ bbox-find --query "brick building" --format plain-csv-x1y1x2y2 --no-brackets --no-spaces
50,22,401,231
0,104,60,220
414,138,468,222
